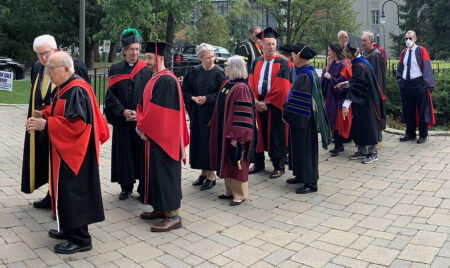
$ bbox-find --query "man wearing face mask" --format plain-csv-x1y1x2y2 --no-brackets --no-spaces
397,30,435,144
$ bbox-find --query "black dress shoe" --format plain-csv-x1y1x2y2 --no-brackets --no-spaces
417,137,426,144
54,241,92,254
330,145,344,157
200,179,216,191
248,166,264,174
218,194,233,199
119,190,132,200
33,193,51,209
48,229,67,240
192,175,206,186
230,199,246,206
399,135,416,142
295,184,318,194
286,177,302,184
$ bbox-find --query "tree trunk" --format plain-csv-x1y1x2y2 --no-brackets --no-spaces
94,42,101,62
165,11,176,72
85,42,95,68
108,41,117,63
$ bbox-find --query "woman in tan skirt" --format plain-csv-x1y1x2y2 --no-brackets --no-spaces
209,56,256,206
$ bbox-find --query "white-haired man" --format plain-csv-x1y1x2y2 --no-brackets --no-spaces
22,34,89,209
361,30,386,148
26,51,108,254
338,31,348,48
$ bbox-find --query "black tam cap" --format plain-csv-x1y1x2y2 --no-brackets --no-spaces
120,28,143,47
256,27,280,40
279,44,293,54
144,41,171,58
292,43,317,60
345,35,362,56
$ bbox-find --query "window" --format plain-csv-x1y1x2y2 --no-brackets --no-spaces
371,10,380,24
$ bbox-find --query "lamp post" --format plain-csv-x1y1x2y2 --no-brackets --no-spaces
380,0,400,56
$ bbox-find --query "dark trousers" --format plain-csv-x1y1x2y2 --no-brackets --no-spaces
64,225,91,247
121,184,133,192
334,131,345,148
401,78,428,138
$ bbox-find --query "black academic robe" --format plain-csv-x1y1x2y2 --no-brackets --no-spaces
182,65,226,170
363,48,387,130
283,68,319,183
104,60,152,190
347,58,386,146
45,75,107,231
235,40,263,73
21,59,89,194
137,70,189,212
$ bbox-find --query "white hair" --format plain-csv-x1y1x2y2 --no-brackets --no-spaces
59,52,75,74
227,55,248,80
337,30,348,38
195,43,214,58
406,30,417,38
362,30,375,42
33,35,57,51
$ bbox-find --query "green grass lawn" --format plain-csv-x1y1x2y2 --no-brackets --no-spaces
0,79,106,105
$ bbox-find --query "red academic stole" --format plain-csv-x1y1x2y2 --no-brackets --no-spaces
106,60,147,89
136,70,189,162
48,78,109,215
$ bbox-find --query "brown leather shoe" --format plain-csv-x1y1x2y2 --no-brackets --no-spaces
151,217,182,232
269,170,284,179
140,210,164,220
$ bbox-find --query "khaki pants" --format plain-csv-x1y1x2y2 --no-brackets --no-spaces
224,178,248,200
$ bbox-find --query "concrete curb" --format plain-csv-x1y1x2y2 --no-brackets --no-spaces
384,126,450,136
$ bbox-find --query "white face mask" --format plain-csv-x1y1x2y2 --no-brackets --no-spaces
406,39,414,48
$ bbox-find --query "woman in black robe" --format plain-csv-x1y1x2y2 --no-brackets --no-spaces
182,43,226,190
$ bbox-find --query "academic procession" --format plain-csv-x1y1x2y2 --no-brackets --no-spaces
4,11,450,265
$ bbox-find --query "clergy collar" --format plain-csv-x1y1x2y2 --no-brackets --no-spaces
126,59,138,67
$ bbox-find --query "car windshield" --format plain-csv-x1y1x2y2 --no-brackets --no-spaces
183,46,196,54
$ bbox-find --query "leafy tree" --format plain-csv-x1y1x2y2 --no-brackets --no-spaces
225,0,260,52
194,0,230,48
398,0,450,59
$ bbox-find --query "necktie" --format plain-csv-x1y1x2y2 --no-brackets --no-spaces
406,49,412,80
261,60,270,97
41,73,50,99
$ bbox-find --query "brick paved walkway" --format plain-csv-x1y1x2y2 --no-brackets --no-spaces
1,104,450,267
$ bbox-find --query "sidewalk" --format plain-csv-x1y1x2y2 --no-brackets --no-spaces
1,104,450,267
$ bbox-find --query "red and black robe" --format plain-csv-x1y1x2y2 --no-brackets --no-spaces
21,60,89,194
209,79,256,182
43,75,109,231
104,59,151,192
248,55,291,159
136,70,189,211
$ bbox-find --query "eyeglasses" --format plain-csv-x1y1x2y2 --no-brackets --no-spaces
405,37,414,40
46,65,65,71
37,50,53,59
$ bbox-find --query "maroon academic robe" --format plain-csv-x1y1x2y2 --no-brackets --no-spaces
210,80,256,182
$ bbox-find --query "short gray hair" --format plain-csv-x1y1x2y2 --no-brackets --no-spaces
337,30,348,38
196,43,214,58
249,26,261,34
406,30,416,38
227,55,248,80
33,35,57,51
362,30,375,42
59,52,75,74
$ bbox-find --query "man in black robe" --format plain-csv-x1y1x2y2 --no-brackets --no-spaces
336,36,385,164
136,42,189,232
26,52,108,254
248,27,291,179
22,34,89,209
361,30,386,148
236,26,263,74
282,43,332,194
104,28,152,201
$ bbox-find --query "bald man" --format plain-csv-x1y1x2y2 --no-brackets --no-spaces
26,52,108,254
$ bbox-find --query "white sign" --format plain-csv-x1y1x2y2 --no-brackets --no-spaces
0,70,13,91
103,40,111,53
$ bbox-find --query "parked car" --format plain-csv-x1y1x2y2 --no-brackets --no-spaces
0,57,26,80
173,45,232,77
